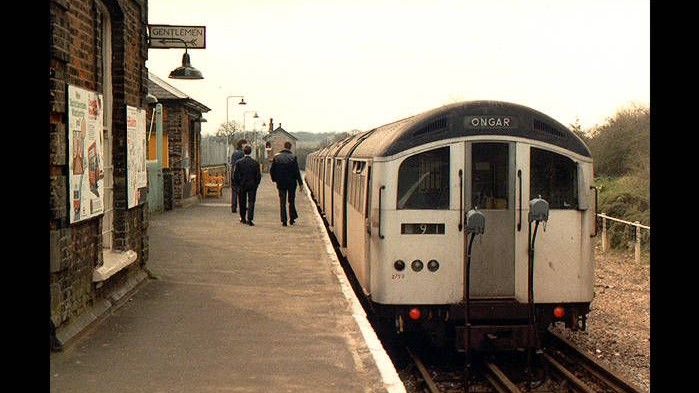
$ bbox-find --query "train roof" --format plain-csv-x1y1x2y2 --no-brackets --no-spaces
337,100,591,159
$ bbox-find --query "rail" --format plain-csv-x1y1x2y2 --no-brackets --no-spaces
597,213,650,264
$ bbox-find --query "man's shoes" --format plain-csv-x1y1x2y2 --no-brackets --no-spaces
232,208,237,213
282,222,287,227
247,221,255,226
289,219,295,225
240,218,246,223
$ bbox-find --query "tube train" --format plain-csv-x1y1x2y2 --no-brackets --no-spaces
305,100,596,352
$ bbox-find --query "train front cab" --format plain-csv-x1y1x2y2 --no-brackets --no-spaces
373,138,594,352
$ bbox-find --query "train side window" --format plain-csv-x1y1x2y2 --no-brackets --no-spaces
530,147,577,209
397,146,450,210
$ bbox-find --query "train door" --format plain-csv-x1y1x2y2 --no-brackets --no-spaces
465,142,516,298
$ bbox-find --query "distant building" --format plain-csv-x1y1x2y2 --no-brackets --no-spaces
264,123,298,161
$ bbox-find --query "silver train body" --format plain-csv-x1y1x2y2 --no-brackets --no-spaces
305,101,595,351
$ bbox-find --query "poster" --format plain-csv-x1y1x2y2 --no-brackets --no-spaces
127,105,148,208
68,84,104,223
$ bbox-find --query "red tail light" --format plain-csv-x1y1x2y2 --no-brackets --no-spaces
553,306,565,319
409,308,421,320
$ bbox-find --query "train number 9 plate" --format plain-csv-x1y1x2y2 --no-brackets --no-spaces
400,223,445,234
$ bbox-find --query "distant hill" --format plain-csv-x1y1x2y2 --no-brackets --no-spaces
290,131,340,148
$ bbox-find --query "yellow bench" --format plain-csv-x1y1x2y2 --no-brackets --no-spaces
202,169,224,198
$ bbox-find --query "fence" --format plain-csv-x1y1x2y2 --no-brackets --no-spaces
201,137,229,166
598,213,650,264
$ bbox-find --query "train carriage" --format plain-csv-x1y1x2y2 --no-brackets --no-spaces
305,100,595,351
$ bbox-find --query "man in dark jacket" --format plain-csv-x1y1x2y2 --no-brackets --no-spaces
270,141,303,226
229,139,247,213
232,145,261,226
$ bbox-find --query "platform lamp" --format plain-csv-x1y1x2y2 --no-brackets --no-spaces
243,110,259,143
225,95,247,167
163,38,204,80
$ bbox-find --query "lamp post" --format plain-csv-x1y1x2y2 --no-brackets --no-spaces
242,110,259,143
243,110,260,160
225,95,247,165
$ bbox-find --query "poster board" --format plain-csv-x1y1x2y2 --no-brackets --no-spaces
67,84,104,223
127,105,148,208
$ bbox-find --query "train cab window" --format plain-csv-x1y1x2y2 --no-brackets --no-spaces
397,146,450,209
530,147,577,209
472,143,509,209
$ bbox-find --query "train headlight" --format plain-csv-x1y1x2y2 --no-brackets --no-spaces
411,259,424,272
394,260,406,271
427,259,439,272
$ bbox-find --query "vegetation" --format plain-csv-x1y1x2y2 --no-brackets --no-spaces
292,131,351,169
575,103,650,252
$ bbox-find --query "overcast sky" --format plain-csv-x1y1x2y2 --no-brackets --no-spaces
146,0,650,136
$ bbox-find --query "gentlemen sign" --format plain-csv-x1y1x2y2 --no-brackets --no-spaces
148,25,206,49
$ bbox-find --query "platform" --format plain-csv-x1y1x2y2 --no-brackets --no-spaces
50,173,405,393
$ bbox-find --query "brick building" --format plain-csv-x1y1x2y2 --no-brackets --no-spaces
263,123,298,160
49,0,151,349
146,72,210,208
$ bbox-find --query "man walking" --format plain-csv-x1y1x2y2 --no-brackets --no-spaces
232,145,261,226
270,141,303,227
229,139,247,213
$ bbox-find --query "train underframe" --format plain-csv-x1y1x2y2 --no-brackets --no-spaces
373,299,590,352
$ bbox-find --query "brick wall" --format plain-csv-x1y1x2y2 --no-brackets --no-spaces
49,0,149,332
269,134,297,158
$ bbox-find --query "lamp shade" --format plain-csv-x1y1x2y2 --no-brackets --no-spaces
169,52,203,80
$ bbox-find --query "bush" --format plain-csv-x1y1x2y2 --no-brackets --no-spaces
586,104,650,253
596,176,650,251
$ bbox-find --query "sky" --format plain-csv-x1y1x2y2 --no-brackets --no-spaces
146,0,650,136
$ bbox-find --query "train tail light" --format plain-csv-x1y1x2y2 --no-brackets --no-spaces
409,308,421,320
553,306,565,319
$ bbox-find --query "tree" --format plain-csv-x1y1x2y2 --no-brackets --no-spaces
587,103,649,177
569,117,589,144
214,120,243,146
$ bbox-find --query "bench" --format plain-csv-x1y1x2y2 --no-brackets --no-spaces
202,169,224,198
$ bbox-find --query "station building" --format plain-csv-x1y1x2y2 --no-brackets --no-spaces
49,0,152,348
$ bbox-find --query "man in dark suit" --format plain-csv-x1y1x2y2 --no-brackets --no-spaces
231,145,261,226
270,141,304,226
229,139,247,213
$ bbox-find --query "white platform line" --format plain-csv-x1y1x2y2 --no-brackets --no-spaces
302,182,406,393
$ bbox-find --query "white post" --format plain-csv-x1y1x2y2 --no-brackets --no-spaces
156,103,163,167
601,214,607,253
634,221,641,264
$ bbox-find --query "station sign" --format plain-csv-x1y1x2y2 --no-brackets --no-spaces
148,25,206,49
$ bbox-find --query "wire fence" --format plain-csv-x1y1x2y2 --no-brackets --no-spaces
597,213,650,264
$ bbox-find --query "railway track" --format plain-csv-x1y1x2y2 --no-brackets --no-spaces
541,330,644,393
399,329,644,393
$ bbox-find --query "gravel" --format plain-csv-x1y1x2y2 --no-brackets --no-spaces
551,242,650,392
